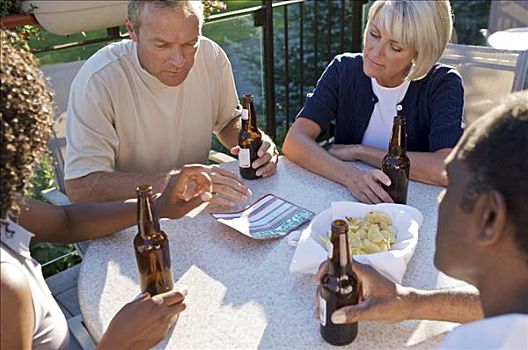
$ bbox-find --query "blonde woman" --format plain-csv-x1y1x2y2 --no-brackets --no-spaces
283,0,463,204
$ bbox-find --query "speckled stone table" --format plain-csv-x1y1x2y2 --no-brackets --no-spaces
79,157,470,349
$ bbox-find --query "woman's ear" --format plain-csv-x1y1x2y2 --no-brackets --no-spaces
477,191,507,246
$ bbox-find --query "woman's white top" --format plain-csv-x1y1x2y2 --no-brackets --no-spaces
361,78,411,151
0,219,70,349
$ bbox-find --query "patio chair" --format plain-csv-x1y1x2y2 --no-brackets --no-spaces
439,43,528,125
481,0,528,40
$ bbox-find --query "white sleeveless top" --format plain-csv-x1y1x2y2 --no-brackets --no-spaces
1,219,70,349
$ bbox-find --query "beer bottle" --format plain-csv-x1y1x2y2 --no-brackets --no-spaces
319,219,361,345
238,93,263,180
382,115,410,204
133,184,174,295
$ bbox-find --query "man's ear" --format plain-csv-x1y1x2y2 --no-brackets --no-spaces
125,17,138,42
477,191,507,246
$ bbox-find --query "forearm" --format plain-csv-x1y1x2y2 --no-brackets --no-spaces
356,146,449,186
66,171,168,203
19,198,138,243
216,117,240,149
283,132,358,187
405,287,483,323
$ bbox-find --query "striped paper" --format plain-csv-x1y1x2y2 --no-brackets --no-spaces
211,194,313,239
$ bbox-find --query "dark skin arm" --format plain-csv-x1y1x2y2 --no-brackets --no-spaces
314,261,483,324
19,165,213,243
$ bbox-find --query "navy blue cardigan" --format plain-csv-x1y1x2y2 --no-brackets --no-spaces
298,53,464,152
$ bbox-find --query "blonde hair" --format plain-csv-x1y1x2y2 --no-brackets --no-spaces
365,0,453,81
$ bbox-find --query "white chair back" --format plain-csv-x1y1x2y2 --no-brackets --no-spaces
440,44,528,125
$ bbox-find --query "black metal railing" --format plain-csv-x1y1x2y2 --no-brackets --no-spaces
30,0,369,142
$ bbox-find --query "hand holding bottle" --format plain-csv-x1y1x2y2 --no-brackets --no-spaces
231,132,279,178
314,260,412,325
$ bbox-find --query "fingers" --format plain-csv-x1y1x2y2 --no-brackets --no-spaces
252,140,278,178
151,287,187,306
313,261,328,282
207,166,251,206
348,170,393,204
331,302,369,324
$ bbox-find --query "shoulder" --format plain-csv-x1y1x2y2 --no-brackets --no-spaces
0,262,34,349
329,52,364,71
424,63,463,84
197,36,229,63
73,40,134,87
0,261,32,308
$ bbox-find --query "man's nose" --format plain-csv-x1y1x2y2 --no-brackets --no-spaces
169,47,185,68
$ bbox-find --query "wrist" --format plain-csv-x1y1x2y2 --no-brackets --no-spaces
402,287,429,320
352,144,364,162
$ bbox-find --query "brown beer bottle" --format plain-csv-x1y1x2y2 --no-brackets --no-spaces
319,219,361,345
133,185,174,296
382,115,410,204
238,93,263,180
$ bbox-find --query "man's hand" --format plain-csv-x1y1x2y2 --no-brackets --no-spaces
156,165,213,219
231,133,279,178
314,261,413,324
98,288,188,350
203,165,252,207
344,168,394,204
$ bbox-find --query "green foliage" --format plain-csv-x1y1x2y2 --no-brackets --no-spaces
0,0,21,17
451,0,491,46
31,242,81,278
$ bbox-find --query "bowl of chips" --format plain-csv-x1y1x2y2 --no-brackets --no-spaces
289,202,423,283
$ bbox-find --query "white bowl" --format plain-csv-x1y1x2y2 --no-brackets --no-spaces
289,202,423,283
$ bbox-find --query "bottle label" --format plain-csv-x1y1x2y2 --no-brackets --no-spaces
241,109,249,120
239,148,251,168
319,295,327,326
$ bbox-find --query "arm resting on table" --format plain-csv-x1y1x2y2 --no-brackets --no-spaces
404,286,483,323
65,171,168,203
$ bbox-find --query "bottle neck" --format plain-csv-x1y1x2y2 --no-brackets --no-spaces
242,94,258,131
327,220,352,275
137,192,160,237
388,116,407,156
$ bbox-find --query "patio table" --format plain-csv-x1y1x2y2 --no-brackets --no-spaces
78,156,470,349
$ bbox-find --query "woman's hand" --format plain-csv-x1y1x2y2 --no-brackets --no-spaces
314,261,413,324
97,288,188,350
156,165,213,219
344,168,393,204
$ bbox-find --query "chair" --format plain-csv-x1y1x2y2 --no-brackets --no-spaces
439,43,528,125
482,0,528,40
40,60,91,256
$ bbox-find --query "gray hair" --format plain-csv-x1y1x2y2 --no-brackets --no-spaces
128,0,204,33
365,0,453,81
